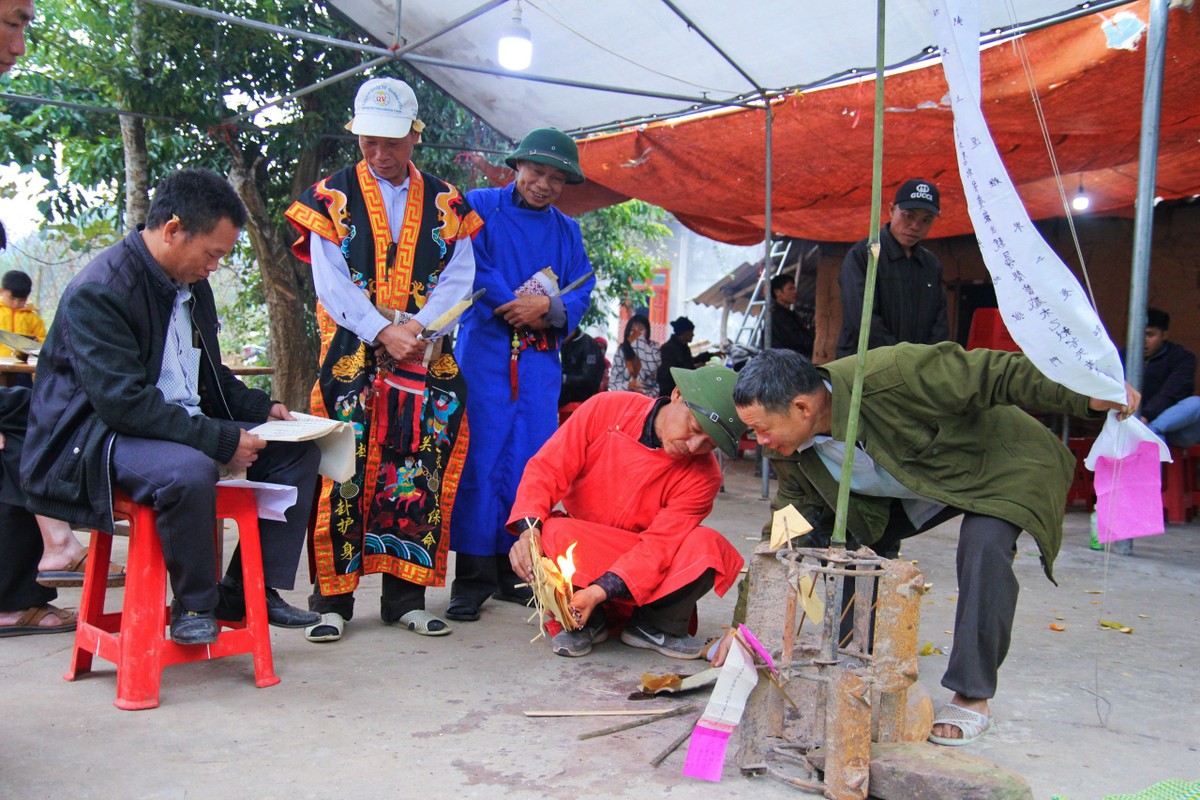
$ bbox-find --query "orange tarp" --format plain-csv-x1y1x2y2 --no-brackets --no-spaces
575,1,1200,244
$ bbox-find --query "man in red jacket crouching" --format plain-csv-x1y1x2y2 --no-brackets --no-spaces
508,365,747,658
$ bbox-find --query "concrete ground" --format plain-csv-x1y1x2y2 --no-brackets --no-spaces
2,457,1197,800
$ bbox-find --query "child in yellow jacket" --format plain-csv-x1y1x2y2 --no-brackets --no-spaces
1,270,46,389
1,269,47,359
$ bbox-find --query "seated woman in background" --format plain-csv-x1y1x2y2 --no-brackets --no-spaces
608,314,660,397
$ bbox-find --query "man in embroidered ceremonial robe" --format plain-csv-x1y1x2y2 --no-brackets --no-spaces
507,365,747,659
285,77,482,642
446,128,595,622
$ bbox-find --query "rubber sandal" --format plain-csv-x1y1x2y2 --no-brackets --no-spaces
397,609,452,636
0,604,78,638
445,598,480,622
305,612,345,643
928,702,992,746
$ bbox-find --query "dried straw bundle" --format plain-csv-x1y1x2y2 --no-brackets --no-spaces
527,528,580,634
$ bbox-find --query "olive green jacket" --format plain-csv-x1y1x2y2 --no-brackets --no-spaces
768,342,1099,582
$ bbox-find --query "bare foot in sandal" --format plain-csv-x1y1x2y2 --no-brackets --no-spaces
0,604,78,637
34,516,88,573
930,693,991,745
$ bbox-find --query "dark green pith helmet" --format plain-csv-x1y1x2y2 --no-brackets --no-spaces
672,365,747,457
505,127,585,184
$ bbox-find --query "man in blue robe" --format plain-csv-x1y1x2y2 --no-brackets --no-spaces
447,129,596,621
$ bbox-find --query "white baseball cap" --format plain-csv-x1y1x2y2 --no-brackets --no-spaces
346,77,426,138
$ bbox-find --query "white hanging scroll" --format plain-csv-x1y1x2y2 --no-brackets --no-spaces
931,0,1127,402
932,0,1168,474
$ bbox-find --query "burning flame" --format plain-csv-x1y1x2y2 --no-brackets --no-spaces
556,541,578,588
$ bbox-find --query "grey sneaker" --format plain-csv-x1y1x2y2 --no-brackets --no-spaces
551,611,608,657
619,622,706,659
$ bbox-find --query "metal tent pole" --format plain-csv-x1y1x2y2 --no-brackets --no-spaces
1118,0,1170,556
761,102,774,500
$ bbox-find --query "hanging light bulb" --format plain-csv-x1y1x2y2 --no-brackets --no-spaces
1072,177,1090,212
498,1,532,71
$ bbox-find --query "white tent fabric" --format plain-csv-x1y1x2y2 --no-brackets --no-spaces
327,0,1103,140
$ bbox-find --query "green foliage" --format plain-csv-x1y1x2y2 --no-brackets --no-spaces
2,0,667,360
576,200,671,329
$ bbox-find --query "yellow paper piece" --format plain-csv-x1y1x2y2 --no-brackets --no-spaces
770,504,813,550
796,572,825,622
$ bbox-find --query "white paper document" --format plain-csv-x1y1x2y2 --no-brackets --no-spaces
216,479,298,522
250,412,356,483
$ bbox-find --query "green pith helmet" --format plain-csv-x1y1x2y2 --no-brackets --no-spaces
504,128,585,184
671,365,747,457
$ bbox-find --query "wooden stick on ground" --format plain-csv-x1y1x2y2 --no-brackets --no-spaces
577,703,698,740
524,708,681,718
649,716,700,767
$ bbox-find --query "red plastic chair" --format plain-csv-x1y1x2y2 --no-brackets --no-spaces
1162,446,1193,524
966,308,1020,352
65,486,280,710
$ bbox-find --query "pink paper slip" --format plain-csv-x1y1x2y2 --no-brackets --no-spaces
1094,440,1165,542
737,624,776,671
683,722,733,782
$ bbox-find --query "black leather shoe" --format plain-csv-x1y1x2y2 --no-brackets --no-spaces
170,600,218,645
215,582,320,628
263,587,321,628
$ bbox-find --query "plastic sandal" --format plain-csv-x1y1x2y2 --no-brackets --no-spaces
305,612,345,643
928,702,992,746
397,609,452,636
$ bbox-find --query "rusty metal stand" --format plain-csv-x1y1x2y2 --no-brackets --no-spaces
738,543,926,799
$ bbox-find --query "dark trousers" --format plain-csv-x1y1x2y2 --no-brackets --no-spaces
451,552,526,606
309,574,425,623
631,568,716,636
0,425,55,611
0,502,55,611
839,503,1021,701
111,429,320,612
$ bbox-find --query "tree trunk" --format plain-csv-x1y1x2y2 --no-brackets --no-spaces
120,1,150,229
226,146,319,411
120,115,151,229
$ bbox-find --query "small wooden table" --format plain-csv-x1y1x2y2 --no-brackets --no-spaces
0,357,35,388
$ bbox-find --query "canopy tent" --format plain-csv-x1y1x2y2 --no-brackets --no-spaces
329,0,1112,138
325,0,1199,243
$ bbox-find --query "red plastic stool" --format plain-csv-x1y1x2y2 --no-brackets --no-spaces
65,486,281,710
1065,437,1096,511
1161,446,1191,524
558,402,582,426
1186,445,1200,516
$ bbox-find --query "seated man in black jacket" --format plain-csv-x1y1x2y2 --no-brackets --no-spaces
658,316,718,397
767,275,815,358
21,169,321,645
559,328,605,409
1138,306,1200,446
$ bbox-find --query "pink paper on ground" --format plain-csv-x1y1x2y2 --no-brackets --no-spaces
1093,439,1166,541
683,723,731,782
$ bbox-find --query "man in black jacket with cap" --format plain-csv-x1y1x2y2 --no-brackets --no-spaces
837,179,950,358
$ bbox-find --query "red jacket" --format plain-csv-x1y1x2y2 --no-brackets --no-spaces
508,392,742,605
